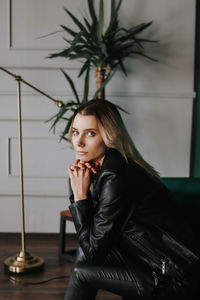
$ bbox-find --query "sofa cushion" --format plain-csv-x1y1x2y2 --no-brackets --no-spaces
161,177,200,228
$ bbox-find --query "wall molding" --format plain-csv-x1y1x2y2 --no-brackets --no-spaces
8,0,112,51
7,136,67,179
8,0,63,50
0,117,54,121
0,90,196,99
0,194,68,198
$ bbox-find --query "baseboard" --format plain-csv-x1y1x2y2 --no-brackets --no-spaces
0,232,76,240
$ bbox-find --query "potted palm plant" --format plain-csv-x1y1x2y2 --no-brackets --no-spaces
47,0,157,140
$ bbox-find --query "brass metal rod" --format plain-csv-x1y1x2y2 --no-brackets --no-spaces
0,66,63,107
16,78,26,254
20,78,57,103
0,66,16,78
1,66,47,272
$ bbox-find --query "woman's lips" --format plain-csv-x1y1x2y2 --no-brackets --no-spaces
77,151,88,155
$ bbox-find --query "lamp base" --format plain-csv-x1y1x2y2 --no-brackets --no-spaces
4,250,45,273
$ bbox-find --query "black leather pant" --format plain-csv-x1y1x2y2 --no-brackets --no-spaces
63,247,198,300
64,247,156,300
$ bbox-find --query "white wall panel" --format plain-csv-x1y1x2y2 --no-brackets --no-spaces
116,0,196,94
111,96,193,177
0,120,75,196
0,196,75,233
8,137,70,177
9,0,111,50
0,0,111,68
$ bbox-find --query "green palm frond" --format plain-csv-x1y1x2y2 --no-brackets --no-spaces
105,0,122,36
60,25,77,38
60,115,74,141
87,0,97,32
97,0,104,42
46,101,77,133
78,59,91,77
49,0,157,77
60,69,80,104
83,66,90,103
63,8,89,35
47,65,91,137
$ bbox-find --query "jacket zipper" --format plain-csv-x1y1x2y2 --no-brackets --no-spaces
152,271,158,286
133,235,166,275
161,259,166,275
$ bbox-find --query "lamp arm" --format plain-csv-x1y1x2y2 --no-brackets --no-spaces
0,66,63,108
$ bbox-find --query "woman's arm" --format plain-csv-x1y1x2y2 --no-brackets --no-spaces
68,160,98,201
69,169,136,264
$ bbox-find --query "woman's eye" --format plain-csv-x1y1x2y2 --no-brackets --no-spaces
87,131,95,137
72,130,79,136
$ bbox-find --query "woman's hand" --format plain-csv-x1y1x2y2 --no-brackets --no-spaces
68,160,99,202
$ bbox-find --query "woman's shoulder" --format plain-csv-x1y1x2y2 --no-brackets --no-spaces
95,149,128,187
101,148,152,176
101,148,127,171
95,149,165,200
100,148,164,188
99,148,143,181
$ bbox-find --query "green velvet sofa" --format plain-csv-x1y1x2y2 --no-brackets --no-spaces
161,177,200,232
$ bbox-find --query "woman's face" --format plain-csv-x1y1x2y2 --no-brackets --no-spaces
71,113,107,165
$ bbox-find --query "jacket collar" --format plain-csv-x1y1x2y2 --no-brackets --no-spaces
101,148,127,171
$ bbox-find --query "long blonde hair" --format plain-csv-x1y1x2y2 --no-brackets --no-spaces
69,99,160,179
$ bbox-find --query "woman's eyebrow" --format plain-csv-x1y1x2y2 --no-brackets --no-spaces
84,128,98,131
72,127,98,131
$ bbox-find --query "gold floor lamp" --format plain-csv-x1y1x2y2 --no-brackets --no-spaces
0,66,63,273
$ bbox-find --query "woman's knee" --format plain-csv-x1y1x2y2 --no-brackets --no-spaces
72,262,90,284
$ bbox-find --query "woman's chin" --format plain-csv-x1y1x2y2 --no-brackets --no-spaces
76,155,89,162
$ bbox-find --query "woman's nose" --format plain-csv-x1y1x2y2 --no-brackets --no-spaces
77,135,85,147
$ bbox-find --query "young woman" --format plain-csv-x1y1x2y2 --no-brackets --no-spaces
64,99,199,300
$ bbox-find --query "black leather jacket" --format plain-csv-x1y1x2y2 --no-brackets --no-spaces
69,148,199,277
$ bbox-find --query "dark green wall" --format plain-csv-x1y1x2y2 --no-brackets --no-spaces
193,97,200,177
191,0,200,177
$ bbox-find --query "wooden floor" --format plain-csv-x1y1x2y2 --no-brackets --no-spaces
0,233,121,300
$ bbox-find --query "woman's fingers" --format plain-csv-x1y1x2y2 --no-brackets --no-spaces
78,161,86,170
68,164,86,177
69,160,99,175
69,165,78,173
68,167,74,178
68,164,91,202
68,165,79,177
70,160,80,169
84,162,99,173
70,160,86,171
